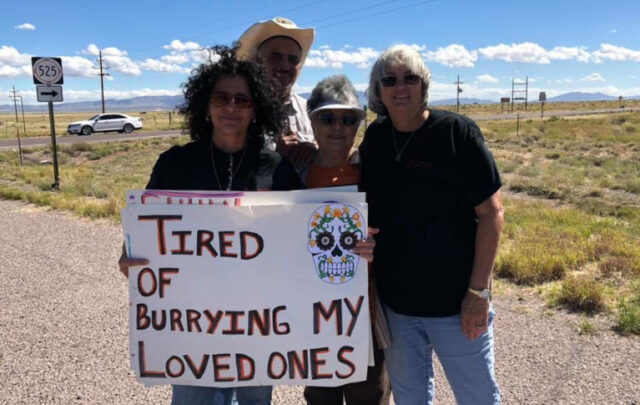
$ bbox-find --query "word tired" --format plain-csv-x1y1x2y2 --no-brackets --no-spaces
138,215,264,260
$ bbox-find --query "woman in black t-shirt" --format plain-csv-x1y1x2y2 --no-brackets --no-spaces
360,44,503,405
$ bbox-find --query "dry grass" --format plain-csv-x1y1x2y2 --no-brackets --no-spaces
0,110,184,139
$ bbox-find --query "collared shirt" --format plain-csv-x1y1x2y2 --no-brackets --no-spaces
265,92,315,151
286,93,314,142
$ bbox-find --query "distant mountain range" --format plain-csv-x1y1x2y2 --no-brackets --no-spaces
1,92,638,113
430,98,496,105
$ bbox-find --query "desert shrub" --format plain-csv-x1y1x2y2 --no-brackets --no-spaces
599,256,638,277
496,251,566,284
577,316,597,335
70,142,92,152
615,284,640,335
508,182,562,199
517,166,540,177
557,276,605,313
610,116,627,125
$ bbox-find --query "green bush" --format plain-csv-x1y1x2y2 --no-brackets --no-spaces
616,285,640,335
557,276,605,313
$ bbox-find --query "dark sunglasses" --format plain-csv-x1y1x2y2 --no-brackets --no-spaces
317,113,360,127
380,74,421,87
210,92,253,109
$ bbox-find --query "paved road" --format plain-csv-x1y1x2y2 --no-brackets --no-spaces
0,129,183,150
1,107,639,150
1,199,639,404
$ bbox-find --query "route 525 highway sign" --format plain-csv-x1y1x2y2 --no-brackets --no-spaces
32,57,64,85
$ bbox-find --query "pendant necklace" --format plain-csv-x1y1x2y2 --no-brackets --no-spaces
391,125,417,162
210,139,247,190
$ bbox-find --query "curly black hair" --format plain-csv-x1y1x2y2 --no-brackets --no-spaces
180,45,286,150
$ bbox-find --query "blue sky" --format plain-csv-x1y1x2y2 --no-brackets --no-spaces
2,0,639,105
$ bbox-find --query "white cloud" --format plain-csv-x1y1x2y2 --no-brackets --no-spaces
82,44,100,56
0,45,31,65
478,42,550,64
161,53,190,64
163,40,201,52
106,56,141,75
79,44,140,75
305,47,380,69
581,73,605,82
424,44,477,68
102,46,129,57
140,58,190,73
476,74,498,84
547,46,591,63
0,65,30,77
14,23,35,30
609,29,618,34
61,56,99,78
591,43,640,63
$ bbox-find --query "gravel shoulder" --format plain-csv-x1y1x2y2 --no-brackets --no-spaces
0,199,638,405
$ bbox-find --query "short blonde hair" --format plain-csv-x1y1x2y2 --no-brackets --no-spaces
367,44,431,115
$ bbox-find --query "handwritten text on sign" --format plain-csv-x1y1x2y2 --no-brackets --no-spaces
122,193,370,387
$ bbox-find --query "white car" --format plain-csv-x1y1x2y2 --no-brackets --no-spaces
67,113,143,135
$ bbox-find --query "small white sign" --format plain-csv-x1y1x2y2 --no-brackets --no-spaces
37,85,63,102
32,57,64,85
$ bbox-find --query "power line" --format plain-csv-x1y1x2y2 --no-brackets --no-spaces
312,0,439,29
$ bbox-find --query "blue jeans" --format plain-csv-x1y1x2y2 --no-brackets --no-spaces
383,305,500,405
171,386,272,405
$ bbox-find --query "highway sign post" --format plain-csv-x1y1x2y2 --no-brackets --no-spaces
539,92,547,118
32,57,64,190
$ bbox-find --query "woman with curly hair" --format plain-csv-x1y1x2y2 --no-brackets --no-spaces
118,45,303,405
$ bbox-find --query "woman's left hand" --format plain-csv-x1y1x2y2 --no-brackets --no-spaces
353,227,380,263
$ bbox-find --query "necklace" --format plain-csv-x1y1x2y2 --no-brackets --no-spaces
209,139,247,190
391,125,417,162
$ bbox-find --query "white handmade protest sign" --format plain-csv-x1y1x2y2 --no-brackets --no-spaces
122,191,370,387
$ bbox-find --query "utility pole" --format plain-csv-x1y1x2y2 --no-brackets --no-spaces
17,95,26,136
9,86,23,165
94,50,110,113
454,75,464,113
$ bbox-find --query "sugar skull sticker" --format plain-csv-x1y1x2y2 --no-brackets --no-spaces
307,204,366,284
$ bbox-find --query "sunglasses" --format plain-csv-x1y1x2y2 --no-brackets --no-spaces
210,92,253,109
317,113,360,127
380,74,421,87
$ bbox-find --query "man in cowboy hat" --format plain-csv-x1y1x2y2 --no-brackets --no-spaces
237,17,316,166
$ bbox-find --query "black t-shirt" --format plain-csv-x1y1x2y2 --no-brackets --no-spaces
360,109,502,317
146,138,304,192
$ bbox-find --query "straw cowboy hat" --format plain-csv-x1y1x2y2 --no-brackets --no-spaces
236,17,315,65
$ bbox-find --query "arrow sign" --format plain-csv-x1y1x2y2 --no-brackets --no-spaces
37,85,63,103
